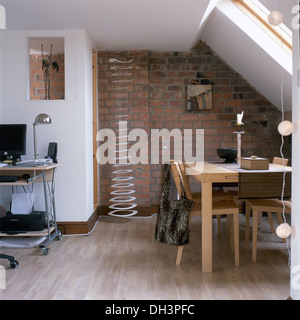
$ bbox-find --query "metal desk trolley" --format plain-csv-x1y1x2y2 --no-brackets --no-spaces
0,163,62,256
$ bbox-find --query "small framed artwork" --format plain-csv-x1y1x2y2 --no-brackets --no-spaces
187,85,212,111
29,37,65,100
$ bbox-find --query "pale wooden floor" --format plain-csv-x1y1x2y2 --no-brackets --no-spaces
0,214,290,300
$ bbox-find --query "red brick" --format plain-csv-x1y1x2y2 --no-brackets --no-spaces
226,100,242,107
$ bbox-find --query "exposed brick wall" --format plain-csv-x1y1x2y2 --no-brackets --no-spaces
98,40,290,210
30,54,65,100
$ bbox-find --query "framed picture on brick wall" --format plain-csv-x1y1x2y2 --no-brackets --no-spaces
29,38,65,100
187,85,212,111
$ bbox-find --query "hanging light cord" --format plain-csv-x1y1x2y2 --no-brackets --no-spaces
278,13,291,267
279,65,287,224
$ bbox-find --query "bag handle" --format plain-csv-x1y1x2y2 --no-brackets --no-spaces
161,163,189,202
159,166,172,209
174,162,189,200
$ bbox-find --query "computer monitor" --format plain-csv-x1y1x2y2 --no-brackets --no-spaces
0,124,27,162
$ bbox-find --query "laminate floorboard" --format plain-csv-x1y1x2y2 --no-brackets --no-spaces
0,214,290,300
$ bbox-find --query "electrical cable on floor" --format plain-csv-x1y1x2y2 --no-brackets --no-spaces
60,213,158,237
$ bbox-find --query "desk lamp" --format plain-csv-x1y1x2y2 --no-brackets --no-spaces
33,113,52,159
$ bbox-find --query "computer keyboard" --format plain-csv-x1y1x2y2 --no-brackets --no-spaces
0,176,20,182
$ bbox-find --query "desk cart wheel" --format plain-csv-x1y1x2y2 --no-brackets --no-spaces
10,260,19,269
54,230,62,241
42,248,49,256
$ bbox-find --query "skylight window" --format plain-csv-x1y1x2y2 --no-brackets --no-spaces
232,0,292,53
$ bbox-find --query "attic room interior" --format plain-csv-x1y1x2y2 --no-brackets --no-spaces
0,0,300,301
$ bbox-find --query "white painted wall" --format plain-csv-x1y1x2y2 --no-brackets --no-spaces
0,32,2,120
0,30,94,222
290,23,300,300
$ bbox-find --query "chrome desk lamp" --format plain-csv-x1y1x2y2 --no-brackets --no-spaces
33,113,52,159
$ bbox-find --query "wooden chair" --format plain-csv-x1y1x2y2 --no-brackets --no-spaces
169,160,240,267
256,157,290,231
227,157,290,231
245,199,291,262
226,157,288,200
170,161,233,233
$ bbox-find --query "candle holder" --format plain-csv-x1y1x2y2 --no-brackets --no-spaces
234,123,244,167
235,123,244,132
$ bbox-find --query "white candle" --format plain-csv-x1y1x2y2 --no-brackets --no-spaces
237,111,244,124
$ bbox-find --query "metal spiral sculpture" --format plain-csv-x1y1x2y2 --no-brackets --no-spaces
108,57,138,217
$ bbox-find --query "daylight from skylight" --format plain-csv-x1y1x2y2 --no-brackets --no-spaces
225,0,293,74
244,0,292,46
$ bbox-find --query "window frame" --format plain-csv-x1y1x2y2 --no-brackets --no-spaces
232,0,292,53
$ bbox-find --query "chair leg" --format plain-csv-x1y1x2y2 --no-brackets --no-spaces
252,209,258,262
233,213,239,266
267,212,275,233
227,214,234,251
226,216,230,235
276,212,286,243
258,212,262,230
175,215,197,265
176,246,184,265
217,215,221,233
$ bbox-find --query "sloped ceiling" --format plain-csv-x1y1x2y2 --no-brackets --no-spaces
200,0,295,112
0,0,295,111
0,0,211,51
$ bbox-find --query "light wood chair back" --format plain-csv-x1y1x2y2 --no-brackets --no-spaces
177,161,194,200
242,156,290,262
169,160,183,198
170,160,193,200
273,157,288,166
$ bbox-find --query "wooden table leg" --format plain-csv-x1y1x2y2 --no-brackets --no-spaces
252,209,258,262
233,213,239,266
245,201,250,248
202,182,212,272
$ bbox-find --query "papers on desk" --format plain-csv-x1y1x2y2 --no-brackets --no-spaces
15,159,53,167
0,158,53,167
18,159,52,164
0,236,46,248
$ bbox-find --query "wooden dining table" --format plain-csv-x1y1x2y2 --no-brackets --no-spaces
184,161,291,272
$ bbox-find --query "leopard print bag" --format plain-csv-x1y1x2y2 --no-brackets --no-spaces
155,166,195,246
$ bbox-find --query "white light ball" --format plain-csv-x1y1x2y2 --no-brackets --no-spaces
268,10,283,26
276,223,292,239
278,120,293,136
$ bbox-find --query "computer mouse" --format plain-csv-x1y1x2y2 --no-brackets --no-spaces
21,174,30,179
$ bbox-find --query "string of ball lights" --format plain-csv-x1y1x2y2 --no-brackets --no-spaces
268,6,293,254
